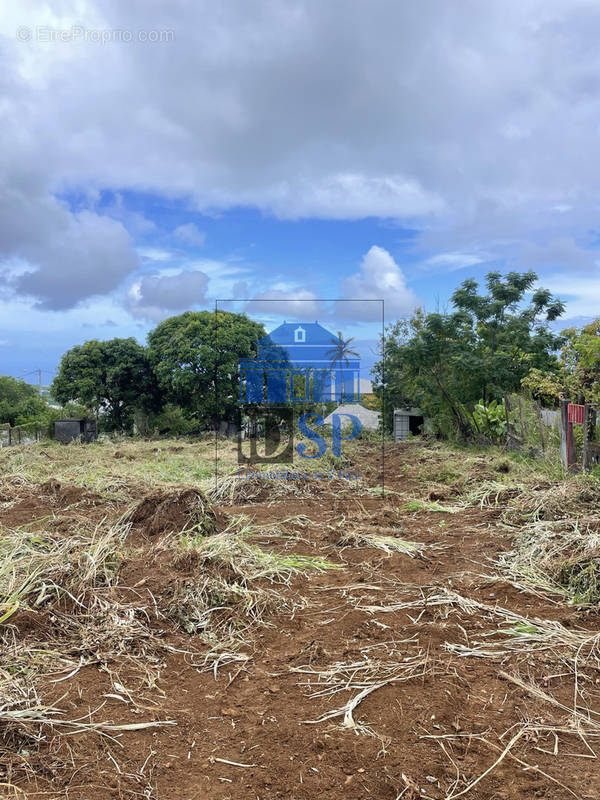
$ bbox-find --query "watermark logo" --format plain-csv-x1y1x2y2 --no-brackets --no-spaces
237,321,363,464
237,407,294,464
16,25,175,44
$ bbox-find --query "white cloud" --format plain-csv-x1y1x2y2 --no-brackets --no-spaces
425,252,487,271
137,247,173,262
339,246,419,320
222,174,444,220
539,271,600,318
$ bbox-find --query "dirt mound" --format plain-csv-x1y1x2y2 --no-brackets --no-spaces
129,488,216,536
40,479,93,507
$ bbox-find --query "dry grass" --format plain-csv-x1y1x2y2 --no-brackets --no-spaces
0,518,128,623
291,641,431,735
338,530,426,557
169,518,341,669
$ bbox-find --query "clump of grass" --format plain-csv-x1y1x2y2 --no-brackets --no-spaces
203,473,306,505
503,477,600,525
557,557,600,605
499,517,600,603
169,574,269,646
339,531,425,557
171,519,340,668
420,466,463,486
179,521,340,581
205,468,361,505
0,519,128,623
462,480,525,509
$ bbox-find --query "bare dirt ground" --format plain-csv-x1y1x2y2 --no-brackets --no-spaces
1,440,600,800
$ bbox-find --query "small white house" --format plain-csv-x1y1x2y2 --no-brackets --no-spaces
324,403,380,431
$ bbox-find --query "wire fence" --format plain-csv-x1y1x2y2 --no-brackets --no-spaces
0,422,46,447
504,393,560,457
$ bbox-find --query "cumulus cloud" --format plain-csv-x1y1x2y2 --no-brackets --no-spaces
128,269,209,320
11,208,139,310
339,246,419,321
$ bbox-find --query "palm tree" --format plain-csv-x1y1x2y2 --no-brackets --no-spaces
325,332,359,402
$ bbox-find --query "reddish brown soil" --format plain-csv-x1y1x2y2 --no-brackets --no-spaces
129,488,216,536
2,442,600,800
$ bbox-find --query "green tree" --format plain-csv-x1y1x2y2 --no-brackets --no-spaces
450,271,565,403
557,320,600,404
52,338,158,432
373,271,565,438
523,319,600,406
0,376,48,426
147,310,266,428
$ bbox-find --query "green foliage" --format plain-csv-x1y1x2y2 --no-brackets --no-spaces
373,271,565,439
151,403,198,436
0,376,48,426
522,318,600,406
560,319,600,404
558,557,600,605
147,310,265,428
52,338,158,432
521,367,565,407
471,398,506,441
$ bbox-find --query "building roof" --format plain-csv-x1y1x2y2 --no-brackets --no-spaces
256,321,337,347
323,403,381,430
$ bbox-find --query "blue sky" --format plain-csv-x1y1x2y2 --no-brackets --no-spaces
2,1,600,386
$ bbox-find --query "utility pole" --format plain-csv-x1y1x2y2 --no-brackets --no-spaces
21,368,44,395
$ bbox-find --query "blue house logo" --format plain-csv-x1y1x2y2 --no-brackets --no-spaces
239,321,361,405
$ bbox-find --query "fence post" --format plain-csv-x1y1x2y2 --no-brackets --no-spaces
503,393,511,447
560,400,570,469
536,402,546,453
583,404,597,471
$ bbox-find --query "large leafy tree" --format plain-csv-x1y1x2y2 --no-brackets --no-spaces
373,271,565,438
147,310,266,427
450,271,565,402
524,319,600,406
52,338,158,431
559,320,600,405
0,376,48,427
